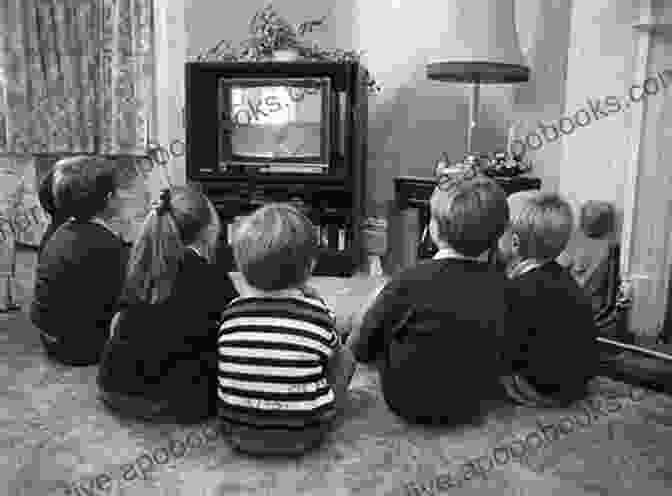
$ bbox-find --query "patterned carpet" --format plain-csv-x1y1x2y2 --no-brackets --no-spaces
3,249,672,496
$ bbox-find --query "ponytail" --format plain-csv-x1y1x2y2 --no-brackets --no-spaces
121,189,184,304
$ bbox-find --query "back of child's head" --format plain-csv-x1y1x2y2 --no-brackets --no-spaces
122,185,218,304
429,174,509,257
52,156,118,221
511,192,574,260
579,200,615,239
233,203,318,291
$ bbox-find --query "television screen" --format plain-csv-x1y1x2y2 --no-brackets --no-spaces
219,77,331,172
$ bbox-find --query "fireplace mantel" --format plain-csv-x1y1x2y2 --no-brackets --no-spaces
632,0,672,34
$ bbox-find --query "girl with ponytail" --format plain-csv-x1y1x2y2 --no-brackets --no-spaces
98,185,238,423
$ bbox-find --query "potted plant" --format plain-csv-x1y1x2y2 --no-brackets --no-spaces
0,170,28,312
196,3,381,94
246,4,308,61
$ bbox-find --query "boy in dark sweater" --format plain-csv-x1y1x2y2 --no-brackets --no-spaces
498,192,599,406
30,156,128,366
347,174,510,425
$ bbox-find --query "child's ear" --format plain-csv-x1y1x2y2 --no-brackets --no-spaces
511,232,521,254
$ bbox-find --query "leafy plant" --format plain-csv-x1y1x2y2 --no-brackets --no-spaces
195,3,381,94
0,172,31,311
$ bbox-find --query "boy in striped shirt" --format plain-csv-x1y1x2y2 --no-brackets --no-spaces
218,203,355,455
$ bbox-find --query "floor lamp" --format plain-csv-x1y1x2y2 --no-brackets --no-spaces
426,0,530,157
419,0,530,250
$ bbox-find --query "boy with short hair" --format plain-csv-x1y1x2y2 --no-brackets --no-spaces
217,203,355,455
499,192,599,406
30,156,128,366
347,174,510,425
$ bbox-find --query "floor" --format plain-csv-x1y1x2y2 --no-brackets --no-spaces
3,248,672,496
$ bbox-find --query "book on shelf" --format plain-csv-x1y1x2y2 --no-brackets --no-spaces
337,228,346,251
314,223,347,251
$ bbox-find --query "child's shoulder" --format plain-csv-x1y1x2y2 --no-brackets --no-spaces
224,293,329,313
402,258,504,281
59,222,126,261
512,262,583,297
398,258,449,279
221,295,335,334
385,259,506,301
64,219,119,239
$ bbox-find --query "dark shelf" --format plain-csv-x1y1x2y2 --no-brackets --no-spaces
215,243,357,278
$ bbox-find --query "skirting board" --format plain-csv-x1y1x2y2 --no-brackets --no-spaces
600,338,672,395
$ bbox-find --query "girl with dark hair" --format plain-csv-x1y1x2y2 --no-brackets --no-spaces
98,186,238,423
31,156,127,366
37,167,69,254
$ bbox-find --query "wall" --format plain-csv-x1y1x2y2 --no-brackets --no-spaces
154,0,188,194
512,0,574,194
184,0,572,269
561,0,672,337
559,0,642,218
628,27,672,337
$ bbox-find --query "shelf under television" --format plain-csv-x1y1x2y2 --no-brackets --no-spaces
193,172,350,186
215,242,359,278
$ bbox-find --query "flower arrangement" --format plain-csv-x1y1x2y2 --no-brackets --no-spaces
0,170,31,311
195,3,381,94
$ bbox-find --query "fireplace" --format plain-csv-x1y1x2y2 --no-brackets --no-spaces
621,6,672,339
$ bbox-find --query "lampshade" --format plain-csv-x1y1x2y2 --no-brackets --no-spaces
427,0,530,84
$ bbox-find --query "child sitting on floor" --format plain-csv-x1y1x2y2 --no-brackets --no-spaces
499,192,599,407
347,174,510,426
30,156,128,366
218,203,355,455
98,186,238,423
557,200,618,312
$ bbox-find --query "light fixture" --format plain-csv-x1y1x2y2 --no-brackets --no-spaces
426,0,530,154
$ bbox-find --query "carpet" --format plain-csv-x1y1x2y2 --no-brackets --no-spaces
3,250,672,496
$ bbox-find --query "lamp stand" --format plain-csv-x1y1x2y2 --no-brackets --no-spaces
466,82,481,154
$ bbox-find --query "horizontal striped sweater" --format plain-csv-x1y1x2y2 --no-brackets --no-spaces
217,295,339,430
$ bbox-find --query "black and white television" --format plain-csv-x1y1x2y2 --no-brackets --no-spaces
185,62,366,182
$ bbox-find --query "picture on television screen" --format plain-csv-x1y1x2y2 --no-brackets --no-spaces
219,77,330,170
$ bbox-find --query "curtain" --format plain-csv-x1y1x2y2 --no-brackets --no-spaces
99,0,154,154
0,0,155,254
0,0,155,156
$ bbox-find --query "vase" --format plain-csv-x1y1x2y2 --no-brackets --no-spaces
272,48,301,62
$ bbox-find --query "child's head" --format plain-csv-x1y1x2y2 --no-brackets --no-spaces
498,191,573,266
579,200,615,239
122,185,220,304
233,203,318,291
428,175,509,257
52,156,119,221
38,169,58,218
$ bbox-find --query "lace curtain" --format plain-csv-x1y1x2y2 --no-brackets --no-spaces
0,0,155,253
0,0,155,155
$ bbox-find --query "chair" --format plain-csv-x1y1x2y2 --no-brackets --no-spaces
594,244,634,351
